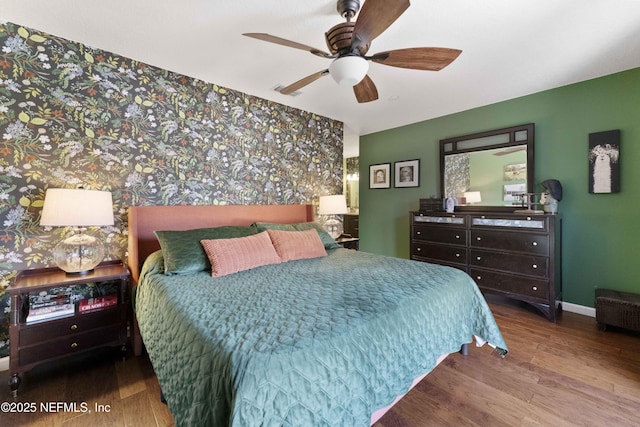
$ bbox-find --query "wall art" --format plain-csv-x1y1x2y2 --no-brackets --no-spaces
394,159,420,188
589,130,620,193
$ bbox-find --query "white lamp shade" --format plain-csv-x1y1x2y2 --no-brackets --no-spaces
40,188,114,227
329,56,369,87
464,191,482,204
318,195,348,215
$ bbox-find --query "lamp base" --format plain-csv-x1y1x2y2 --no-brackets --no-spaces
323,217,344,239
53,231,105,275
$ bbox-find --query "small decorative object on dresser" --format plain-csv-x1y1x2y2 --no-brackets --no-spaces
410,211,562,322
7,261,129,396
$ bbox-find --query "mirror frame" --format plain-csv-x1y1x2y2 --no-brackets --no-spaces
440,123,535,212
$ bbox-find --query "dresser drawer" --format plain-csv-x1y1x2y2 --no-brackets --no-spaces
19,325,123,366
470,268,549,299
470,249,549,278
470,230,549,255
413,226,467,245
20,308,121,347
412,243,467,264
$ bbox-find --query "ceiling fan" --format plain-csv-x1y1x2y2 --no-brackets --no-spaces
243,0,462,103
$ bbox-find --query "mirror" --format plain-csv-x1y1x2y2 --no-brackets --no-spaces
440,123,534,210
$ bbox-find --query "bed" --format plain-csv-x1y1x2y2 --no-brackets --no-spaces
127,204,507,426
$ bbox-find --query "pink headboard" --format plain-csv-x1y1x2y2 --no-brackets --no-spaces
127,204,314,283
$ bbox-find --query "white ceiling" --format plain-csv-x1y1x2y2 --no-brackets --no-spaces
2,0,640,154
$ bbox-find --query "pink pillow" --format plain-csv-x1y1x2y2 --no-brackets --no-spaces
201,231,281,277
267,229,328,262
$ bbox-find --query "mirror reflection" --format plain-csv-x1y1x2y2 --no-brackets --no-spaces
444,145,527,206
440,123,534,208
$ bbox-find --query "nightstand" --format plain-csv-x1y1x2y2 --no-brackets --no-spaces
7,261,129,396
336,236,359,250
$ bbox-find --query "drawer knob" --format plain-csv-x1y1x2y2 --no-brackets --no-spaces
532,242,538,246
532,264,538,269
70,324,78,330
476,256,482,261
532,286,538,291
455,235,460,239
476,276,482,280
455,253,460,257
416,231,421,235
476,237,482,241
71,342,78,349
417,248,421,251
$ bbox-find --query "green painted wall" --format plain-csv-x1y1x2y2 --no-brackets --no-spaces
359,67,640,308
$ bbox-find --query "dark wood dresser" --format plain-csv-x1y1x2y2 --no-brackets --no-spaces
343,214,359,237
410,211,561,321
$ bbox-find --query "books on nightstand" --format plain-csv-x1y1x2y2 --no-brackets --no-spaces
26,298,75,324
78,294,118,314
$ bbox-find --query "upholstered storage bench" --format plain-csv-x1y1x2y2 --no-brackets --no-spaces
595,289,640,332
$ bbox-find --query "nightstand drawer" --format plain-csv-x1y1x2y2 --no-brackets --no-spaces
20,308,121,347
19,325,123,366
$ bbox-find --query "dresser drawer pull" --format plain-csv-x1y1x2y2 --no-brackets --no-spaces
416,247,421,251
476,256,482,261
532,286,538,291
476,237,482,241
476,276,482,280
455,253,461,257
532,241,538,246
532,264,538,269
70,324,78,330
71,342,78,349
455,235,460,239
416,231,421,235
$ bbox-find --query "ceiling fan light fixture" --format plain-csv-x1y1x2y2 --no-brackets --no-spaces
329,56,369,87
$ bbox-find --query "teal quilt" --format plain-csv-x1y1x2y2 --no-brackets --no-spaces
136,248,507,426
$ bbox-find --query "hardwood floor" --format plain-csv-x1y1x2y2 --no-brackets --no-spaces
2,295,639,426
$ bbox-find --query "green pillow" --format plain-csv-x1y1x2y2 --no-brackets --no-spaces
253,221,341,250
155,225,258,274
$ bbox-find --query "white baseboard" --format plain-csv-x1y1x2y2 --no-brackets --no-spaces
0,356,8,372
562,302,596,318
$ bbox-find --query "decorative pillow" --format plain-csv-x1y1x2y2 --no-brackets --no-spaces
155,225,258,275
201,231,281,277
267,229,328,262
253,221,341,250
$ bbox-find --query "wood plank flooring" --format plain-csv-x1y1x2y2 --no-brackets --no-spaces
1,295,639,426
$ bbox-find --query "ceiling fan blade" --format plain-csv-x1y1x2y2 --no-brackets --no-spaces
351,0,409,49
243,33,335,58
280,70,329,95
353,75,378,103
371,47,462,71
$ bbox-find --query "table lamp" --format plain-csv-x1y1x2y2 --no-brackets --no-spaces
464,191,482,205
318,195,348,239
40,188,114,275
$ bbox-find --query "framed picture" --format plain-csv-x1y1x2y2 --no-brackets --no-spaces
503,163,526,181
394,159,420,188
503,183,526,202
369,163,391,189
589,129,620,193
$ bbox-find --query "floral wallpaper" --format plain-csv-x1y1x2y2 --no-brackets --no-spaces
0,21,343,357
